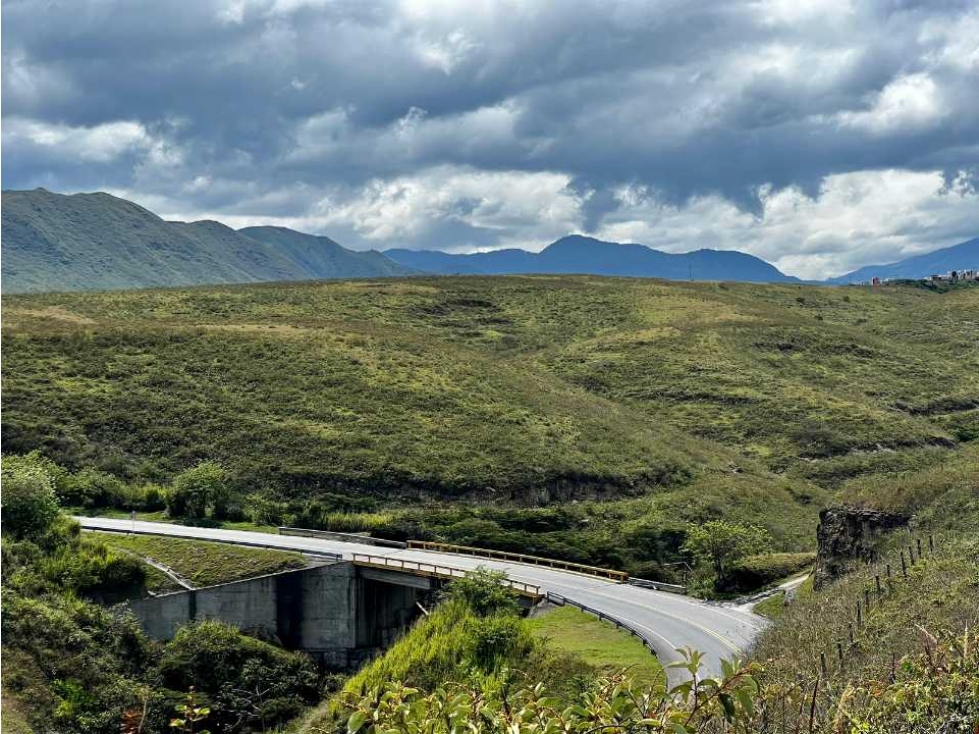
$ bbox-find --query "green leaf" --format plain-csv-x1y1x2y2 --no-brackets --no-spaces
347,711,368,734
719,692,736,722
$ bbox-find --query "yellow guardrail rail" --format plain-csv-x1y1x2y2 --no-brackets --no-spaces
350,553,543,599
406,540,629,582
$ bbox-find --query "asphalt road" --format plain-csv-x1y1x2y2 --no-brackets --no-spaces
78,516,767,681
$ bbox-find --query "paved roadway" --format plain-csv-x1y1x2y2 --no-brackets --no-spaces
78,517,767,682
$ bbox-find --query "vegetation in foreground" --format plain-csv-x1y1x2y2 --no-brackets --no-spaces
331,630,978,734
309,568,978,734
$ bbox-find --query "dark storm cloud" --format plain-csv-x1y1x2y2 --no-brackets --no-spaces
3,0,978,276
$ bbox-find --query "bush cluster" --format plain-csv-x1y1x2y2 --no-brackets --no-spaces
1,462,327,734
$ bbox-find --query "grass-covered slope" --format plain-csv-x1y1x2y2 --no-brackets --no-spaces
0,189,414,292
528,605,663,687
241,226,415,278
3,276,975,495
91,532,306,589
753,441,979,689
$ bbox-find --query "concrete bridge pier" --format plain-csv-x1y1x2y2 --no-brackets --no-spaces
128,561,434,669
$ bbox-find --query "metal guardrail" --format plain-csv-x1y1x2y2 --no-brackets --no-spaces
546,591,656,655
351,552,543,599
627,577,687,594
407,540,629,582
278,526,407,548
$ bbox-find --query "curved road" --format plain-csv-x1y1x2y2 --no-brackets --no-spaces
78,517,766,681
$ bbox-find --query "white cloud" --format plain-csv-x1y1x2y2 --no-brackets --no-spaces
595,169,979,279
4,118,158,162
318,166,585,246
839,74,947,135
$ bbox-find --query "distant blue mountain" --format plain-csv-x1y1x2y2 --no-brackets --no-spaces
386,235,798,283
827,237,979,284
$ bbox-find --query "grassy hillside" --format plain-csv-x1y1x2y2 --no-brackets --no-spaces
751,442,978,713
3,276,977,574
528,605,664,687
90,532,306,589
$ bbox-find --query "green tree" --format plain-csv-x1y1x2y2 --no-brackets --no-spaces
1,462,60,540
682,521,771,587
445,567,519,616
168,462,229,519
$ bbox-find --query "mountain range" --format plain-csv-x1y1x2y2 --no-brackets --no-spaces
385,237,797,282
1,188,975,293
827,237,979,284
1,189,415,293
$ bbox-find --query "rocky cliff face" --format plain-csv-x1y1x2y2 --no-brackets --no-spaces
814,506,909,589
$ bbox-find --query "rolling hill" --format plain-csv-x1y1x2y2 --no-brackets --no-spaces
4,276,978,561
386,235,799,282
0,188,415,292
3,189,803,293
828,236,979,283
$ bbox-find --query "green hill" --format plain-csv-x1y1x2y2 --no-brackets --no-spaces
3,276,977,570
0,189,415,292
240,226,415,278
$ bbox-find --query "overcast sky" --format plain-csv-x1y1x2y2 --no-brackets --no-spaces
4,0,978,278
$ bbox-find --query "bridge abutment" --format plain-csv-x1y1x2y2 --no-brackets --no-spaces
127,561,431,669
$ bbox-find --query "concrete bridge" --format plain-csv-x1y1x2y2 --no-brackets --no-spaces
126,552,542,669
128,560,441,668
83,517,766,681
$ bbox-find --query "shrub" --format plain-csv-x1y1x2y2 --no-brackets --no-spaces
61,468,128,509
40,540,146,597
444,568,519,616
158,620,320,731
720,552,815,592
1,462,60,540
141,484,166,512
0,591,162,734
167,461,229,519
2,451,73,498
464,613,534,671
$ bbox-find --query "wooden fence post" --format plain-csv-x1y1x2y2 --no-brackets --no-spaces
848,623,854,645
900,552,907,577
875,575,882,598
856,601,862,628
820,651,828,678
929,534,935,554
864,588,870,612
837,641,845,669
916,537,922,559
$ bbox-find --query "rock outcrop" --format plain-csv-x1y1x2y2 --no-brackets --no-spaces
813,506,909,589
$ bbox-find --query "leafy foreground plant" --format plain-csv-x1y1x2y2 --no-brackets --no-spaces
326,631,979,734
331,650,761,734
